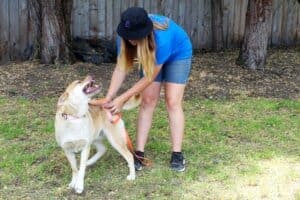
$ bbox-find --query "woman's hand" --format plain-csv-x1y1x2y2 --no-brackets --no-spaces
88,97,111,107
103,96,125,115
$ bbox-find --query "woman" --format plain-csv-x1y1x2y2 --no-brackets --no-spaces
93,7,192,172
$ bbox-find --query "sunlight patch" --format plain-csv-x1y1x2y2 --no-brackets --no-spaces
182,156,300,200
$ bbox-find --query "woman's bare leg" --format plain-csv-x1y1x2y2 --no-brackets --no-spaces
136,82,161,152
164,82,186,152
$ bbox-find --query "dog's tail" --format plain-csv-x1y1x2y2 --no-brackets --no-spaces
122,94,141,110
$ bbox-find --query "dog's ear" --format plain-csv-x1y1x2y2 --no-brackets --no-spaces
57,92,69,107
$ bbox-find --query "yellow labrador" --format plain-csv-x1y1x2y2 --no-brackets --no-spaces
55,75,139,194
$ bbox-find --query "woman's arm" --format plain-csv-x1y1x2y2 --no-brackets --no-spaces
105,65,127,101
119,64,162,102
105,64,162,114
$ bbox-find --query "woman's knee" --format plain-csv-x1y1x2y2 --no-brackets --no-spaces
165,96,182,112
141,94,159,109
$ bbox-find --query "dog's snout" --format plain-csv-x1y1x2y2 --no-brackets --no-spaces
86,75,95,81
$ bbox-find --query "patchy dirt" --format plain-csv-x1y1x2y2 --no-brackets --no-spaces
0,47,299,100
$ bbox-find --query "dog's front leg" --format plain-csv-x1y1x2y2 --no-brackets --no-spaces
64,151,78,189
74,146,90,194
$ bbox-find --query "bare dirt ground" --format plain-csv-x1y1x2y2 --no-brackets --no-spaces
0,47,299,100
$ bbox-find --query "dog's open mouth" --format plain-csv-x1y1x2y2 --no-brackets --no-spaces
83,79,100,95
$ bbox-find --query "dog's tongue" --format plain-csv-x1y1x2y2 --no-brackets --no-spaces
86,84,98,93
86,87,92,93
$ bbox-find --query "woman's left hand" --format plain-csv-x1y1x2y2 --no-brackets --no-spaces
103,96,125,115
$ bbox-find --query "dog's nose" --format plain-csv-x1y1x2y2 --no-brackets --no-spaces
88,75,95,80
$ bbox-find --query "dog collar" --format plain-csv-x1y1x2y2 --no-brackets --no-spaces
61,113,86,120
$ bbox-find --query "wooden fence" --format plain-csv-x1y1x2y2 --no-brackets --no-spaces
72,0,300,48
0,0,299,63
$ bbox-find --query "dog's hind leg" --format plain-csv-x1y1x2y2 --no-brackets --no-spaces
119,149,135,181
86,140,106,167
104,121,135,181
64,151,78,189
108,141,135,180
74,146,90,194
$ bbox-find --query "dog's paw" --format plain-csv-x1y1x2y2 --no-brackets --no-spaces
75,187,84,194
74,182,84,194
126,174,135,181
68,181,76,189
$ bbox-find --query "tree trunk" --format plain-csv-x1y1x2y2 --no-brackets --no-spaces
40,0,73,64
211,0,224,51
236,0,273,70
28,0,41,60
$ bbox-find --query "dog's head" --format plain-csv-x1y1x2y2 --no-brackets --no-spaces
57,75,101,115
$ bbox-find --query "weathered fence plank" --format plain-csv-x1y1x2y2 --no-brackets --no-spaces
272,0,282,45
239,0,248,44
298,3,300,44
285,0,298,45
98,0,106,38
19,0,28,60
190,0,200,48
112,0,121,37
72,0,90,38
223,0,233,48
9,0,20,60
233,0,241,46
0,0,9,64
196,0,206,49
89,0,98,38
0,0,299,63
106,0,113,39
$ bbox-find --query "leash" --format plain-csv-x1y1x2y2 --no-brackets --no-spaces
108,113,152,167
105,108,152,167
125,130,152,167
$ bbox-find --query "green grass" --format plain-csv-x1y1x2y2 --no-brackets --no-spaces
0,95,299,199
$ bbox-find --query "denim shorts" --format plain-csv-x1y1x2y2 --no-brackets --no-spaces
140,58,192,84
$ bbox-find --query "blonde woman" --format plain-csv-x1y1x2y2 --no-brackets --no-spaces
93,7,192,172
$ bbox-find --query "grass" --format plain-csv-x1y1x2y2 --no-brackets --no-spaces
0,95,299,199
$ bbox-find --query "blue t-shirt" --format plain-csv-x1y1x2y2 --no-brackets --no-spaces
117,14,192,65
149,14,192,65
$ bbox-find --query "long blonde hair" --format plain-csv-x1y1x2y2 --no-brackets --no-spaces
118,19,169,79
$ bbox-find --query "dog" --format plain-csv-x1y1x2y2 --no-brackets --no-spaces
55,75,140,194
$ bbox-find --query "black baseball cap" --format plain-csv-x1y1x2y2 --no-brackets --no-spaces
117,7,153,40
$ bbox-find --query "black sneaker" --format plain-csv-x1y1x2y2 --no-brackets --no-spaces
170,152,185,172
134,151,144,171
